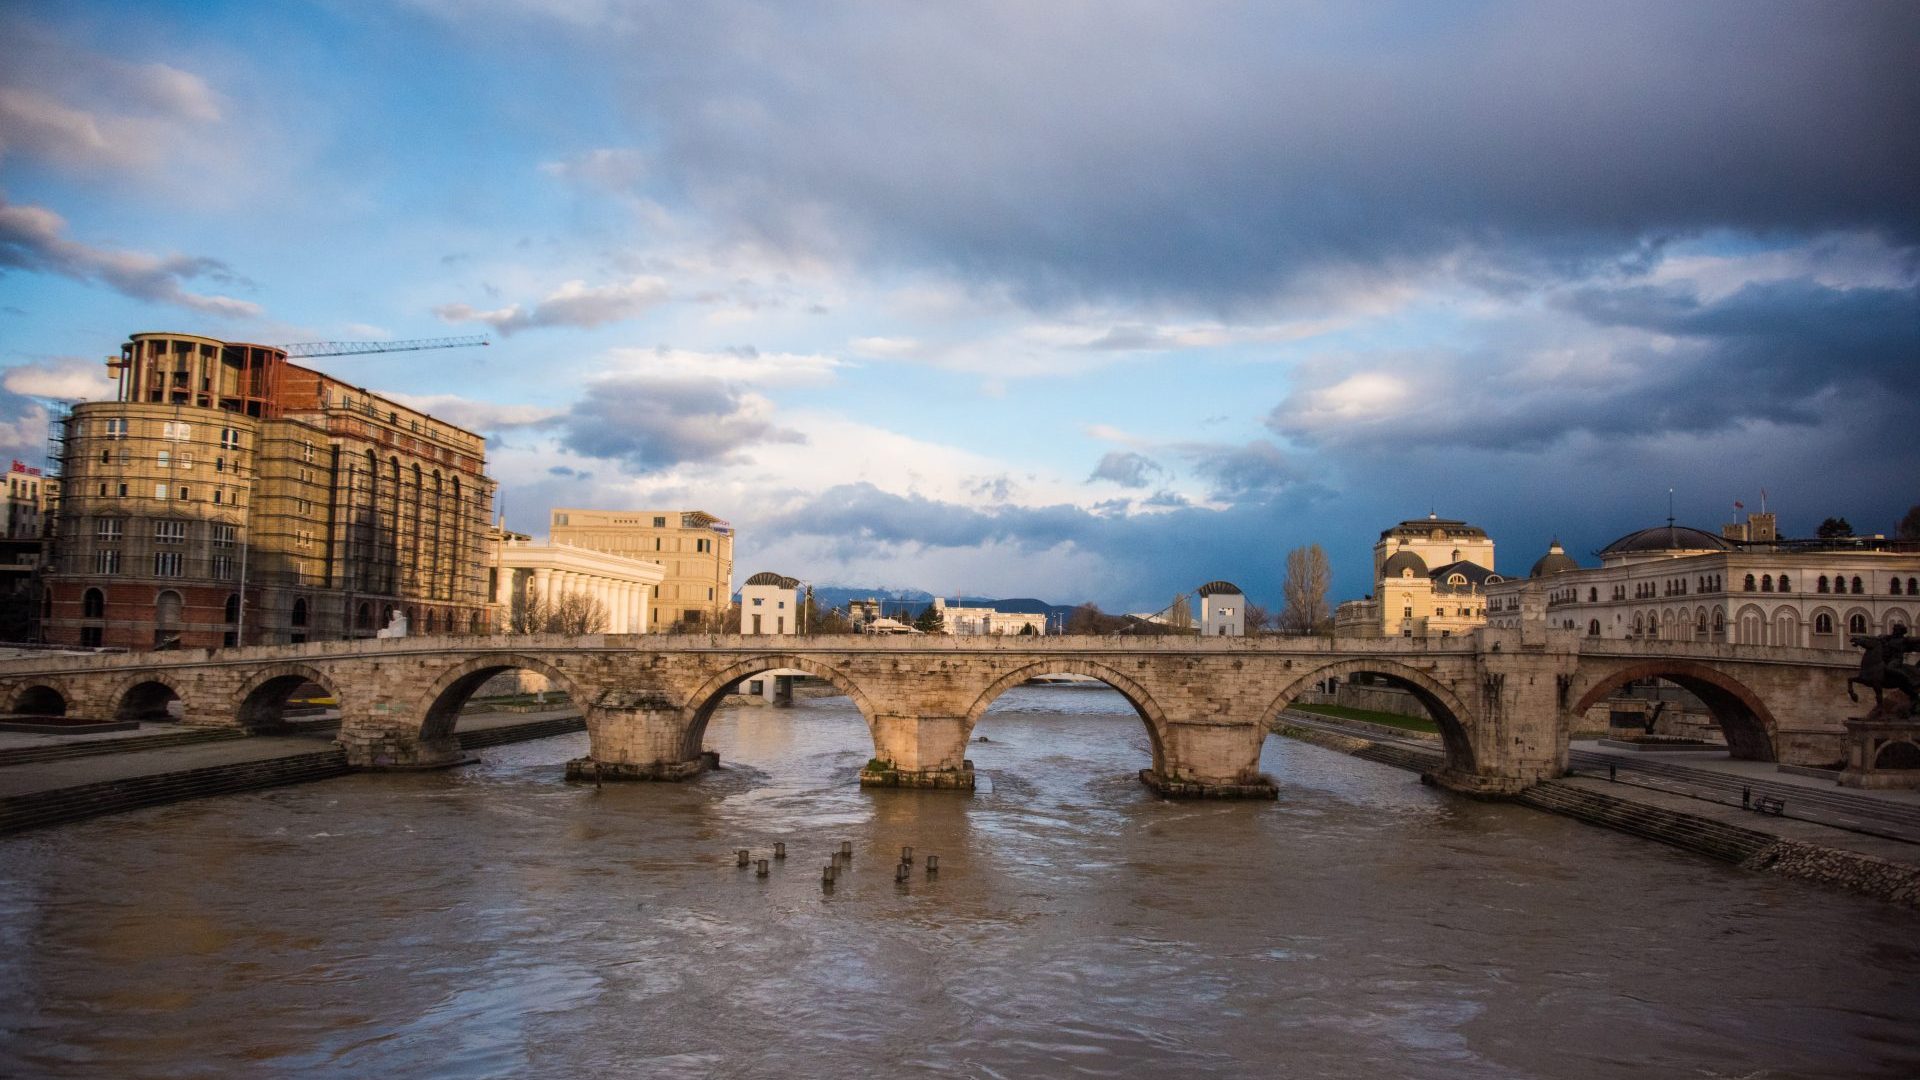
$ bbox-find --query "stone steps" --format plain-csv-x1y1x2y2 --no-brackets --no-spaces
0,727,246,768
0,749,351,835
1517,782,1776,865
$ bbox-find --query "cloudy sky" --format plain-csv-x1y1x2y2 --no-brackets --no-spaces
2,1,1915,610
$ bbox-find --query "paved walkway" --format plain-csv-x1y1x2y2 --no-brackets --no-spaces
1277,710,1920,859
0,710,581,800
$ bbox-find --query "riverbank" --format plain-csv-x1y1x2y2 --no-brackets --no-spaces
0,710,585,835
1273,710,1920,910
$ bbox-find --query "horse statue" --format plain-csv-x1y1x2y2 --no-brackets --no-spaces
1849,625,1920,716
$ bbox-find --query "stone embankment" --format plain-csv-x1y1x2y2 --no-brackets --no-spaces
0,712,587,835
1274,711,1920,910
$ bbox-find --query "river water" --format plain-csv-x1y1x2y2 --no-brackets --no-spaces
1,684,1916,1078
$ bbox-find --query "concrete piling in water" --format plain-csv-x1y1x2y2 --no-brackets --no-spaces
900,845,914,865
925,854,939,874
840,841,853,859
773,842,786,860
736,849,750,867
895,861,911,882
756,859,770,878
822,864,836,888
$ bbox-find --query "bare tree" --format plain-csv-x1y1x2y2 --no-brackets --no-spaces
1280,544,1332,633
1243,601,1273,634
516,591,609,635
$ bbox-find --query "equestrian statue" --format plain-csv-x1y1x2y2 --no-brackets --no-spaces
1849,625,1920,716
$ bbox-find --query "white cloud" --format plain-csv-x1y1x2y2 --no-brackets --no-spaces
435,275,669,334
2,356,117,401
599,346,844,386
0,196,261,317
384,392,563,432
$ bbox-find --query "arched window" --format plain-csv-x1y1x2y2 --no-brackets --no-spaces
356,602,373,630
1588,619,1600,636
82,588,105,618
1894,578,1905,596
1818,575,1829,593
1743,574,1756,592
469,612,482,634
1632,613,1644,636
1910,577,1919,596
424,609,437,633
224,594,240,623
1760,574,1772,592
1778,574,1789,593
1712,609,1726,638
1815,613,1833,634
1849,613,1868,634
291,598,308,627
1696,611,1708,635
1851,576,1864,594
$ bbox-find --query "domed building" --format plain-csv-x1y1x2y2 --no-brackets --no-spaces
739,571,800,635
1485,508,1919,649
1334,513,1504,638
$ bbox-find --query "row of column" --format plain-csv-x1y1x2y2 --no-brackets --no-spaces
493,566,651,633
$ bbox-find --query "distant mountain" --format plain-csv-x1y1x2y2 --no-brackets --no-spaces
794,587,1077,627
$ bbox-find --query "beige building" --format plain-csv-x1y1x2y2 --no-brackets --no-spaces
3,460,56,541
1335,513,1504,638
45,331,496,650
1489,513,1920,648
548,508,733,630
488,527,664,633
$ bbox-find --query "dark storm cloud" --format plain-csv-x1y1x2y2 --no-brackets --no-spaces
1188,441,1301,500
1268,275,1920,453
557,375,802,470
552,1,1920,308
1087,450,1161,488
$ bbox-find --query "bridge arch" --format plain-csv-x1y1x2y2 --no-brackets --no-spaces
680,655,879,761
111,672,190,723
235,664,344,731
959,658,1170,773
416,652,590,743
11,684,68,717
1263,658,1479,775
1569,660,1778,761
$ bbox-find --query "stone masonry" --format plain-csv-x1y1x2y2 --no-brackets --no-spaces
0,627,1864,798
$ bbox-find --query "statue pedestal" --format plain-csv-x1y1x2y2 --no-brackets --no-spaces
1840,693,1920,789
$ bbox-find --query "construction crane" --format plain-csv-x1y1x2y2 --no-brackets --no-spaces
276,335,490,359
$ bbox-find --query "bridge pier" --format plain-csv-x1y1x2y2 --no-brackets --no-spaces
337,722,467,770
1141,721,1278,799
859,713,975,790
565,694,711,782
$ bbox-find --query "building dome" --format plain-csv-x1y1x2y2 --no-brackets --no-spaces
1196,580,1243,597
744,571,799,588
1597,525,1730,557
1529,540,1581,578
1381,550,1429,579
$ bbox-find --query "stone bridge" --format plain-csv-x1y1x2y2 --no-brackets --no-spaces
0,629,1860,797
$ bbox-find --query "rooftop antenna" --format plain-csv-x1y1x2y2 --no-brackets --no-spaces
1667,486,1676,545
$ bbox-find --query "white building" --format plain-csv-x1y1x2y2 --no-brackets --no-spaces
932,597,1047,636
1489,515,1920,648
740,572,801,635
1198,580,1245,636
488,529,666,633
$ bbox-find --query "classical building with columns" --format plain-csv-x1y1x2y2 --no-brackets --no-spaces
487,527,665,633
1488,514,1920,648
1334,513,1503,638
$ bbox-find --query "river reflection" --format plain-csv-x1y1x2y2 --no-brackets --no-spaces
1,684,1916,1078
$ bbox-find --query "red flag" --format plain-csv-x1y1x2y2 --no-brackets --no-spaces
1734,501,1743,510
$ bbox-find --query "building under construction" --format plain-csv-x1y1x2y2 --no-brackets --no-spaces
43,331,497,650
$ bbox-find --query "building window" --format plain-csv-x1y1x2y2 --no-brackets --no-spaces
213,490,222,504
1588,619,1599,636
1816,613,1834,634
153,483,168,500
153,551,183,576
1818,575,1829,593
157,449,170,468
211,555,233,579
1743,574,1755,592
96,518,122,540
179,453,193,469
82,587,105,618
93,549,120,574
302,441,316,463
1852,576,1864,594
117,483,128,498
162,421,193,440
178,487,189,500
102,418,128,439
220,428,242,449
224,594,240,623
292,598,308,627
155,520,186,543
1778,574,1790,592
1760,574,1772,592
653,516,666,527
212,524,235,547
1850,614,1868,634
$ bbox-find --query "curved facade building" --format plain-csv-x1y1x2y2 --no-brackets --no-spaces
44,332,497,650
